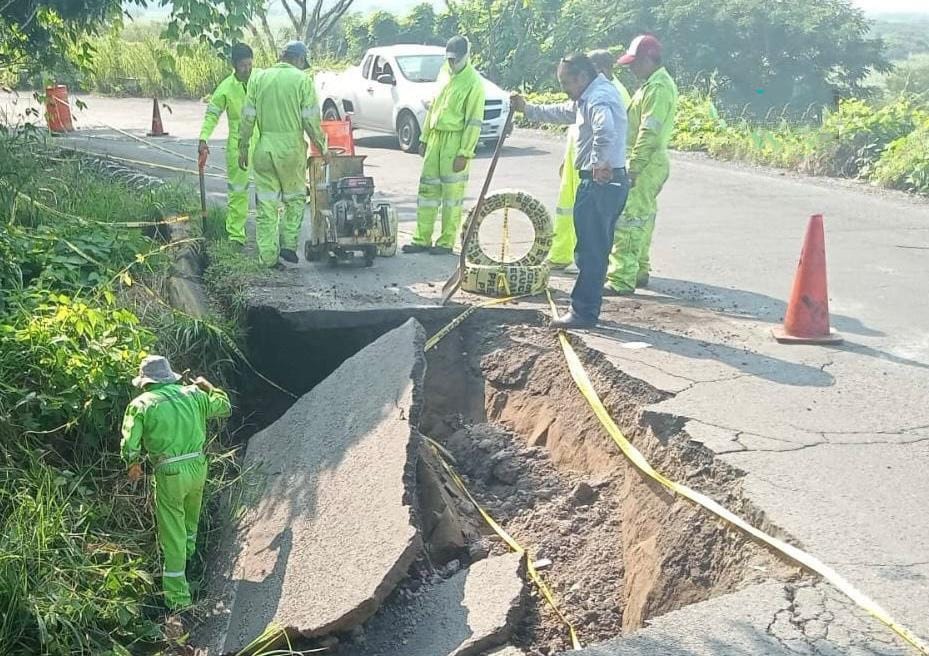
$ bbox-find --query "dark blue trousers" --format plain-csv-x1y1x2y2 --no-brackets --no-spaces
571,175,629,323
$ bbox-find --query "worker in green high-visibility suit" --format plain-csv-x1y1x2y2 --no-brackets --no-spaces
121,355,231,610
198,43,257,249
549,49,632,270
403,35,485,256
239,41,328,268
606,35,678,294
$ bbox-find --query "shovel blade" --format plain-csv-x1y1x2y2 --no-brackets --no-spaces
440,268,462,305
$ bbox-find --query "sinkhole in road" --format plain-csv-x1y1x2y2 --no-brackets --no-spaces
238,305,793,654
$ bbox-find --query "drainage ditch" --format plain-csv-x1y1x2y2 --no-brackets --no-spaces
232,306,795,655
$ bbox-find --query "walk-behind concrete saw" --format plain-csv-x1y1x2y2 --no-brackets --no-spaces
304,151,398,266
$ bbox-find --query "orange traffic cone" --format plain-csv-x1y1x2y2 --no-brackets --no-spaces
773,214,842,344
147,98,168,137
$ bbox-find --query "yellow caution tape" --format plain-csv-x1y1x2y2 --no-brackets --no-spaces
544,290,929,655
104,124,228,175
4,183,191,229
424,436,583,650
423,295,525,352
63,145,227,180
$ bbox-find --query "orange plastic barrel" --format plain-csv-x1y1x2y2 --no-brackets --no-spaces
45,85,74,133
310,119,355,156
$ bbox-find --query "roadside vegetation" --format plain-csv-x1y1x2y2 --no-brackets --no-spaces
0,126,244,654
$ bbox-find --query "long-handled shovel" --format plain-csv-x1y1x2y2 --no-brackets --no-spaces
440,108,516,305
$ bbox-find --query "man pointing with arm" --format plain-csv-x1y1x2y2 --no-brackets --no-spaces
511,53,629,329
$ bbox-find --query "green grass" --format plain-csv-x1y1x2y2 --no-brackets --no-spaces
671,92,929,195
0,128,247,654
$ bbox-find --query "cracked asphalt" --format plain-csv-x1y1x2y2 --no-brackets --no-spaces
6,92,928,654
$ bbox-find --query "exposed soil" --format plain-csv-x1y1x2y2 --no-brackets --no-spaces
440,421,625,652
232,308,797,656
419,316,795,654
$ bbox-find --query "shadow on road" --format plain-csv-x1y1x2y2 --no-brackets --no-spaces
592,318,835,388
645,277,884,338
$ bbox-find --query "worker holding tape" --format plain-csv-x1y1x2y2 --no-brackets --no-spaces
198,43,257,250
239,40,329,268
121,356,231,610
403,36,485,256
606,35,679,294
550,49,632,271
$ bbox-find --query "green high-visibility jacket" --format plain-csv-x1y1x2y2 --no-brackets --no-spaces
612,77,632,109
200,72,256,147
421,62,485,159
627,66,679,177
239,62,326,158
121,383,231,467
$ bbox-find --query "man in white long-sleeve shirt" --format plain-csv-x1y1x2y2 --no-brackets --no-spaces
511,53,629,329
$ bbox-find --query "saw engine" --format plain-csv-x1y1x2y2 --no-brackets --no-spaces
305,155,397,266
328,176,392,244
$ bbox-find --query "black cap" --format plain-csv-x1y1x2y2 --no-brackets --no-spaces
446,36,469,59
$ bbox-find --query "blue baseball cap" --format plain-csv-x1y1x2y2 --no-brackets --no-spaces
282,40,309,64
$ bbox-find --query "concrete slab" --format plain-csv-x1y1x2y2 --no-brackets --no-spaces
562,580,911,656
195,319,426,653
344,553,527,656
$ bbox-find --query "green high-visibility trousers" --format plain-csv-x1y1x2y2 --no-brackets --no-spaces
413,130,471,249
253,133,307,267
225,135,249,245
607,161,669,291
550,128,580,265
154,456,207,609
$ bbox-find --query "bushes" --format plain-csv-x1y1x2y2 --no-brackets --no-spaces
871,118,929,194
0,130,241,653
671,92,929,196
811,97,926,177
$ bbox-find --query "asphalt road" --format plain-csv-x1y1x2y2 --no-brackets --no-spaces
5,91,929,654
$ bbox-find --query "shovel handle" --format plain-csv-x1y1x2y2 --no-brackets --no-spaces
441,108,516,305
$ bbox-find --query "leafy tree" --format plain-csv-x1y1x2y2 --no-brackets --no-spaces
871,15,929,62
881,54,929,97
448,0,888,111
367,10,402,46
164,0,265,56
272,0,357,52
0,0,133,73
401,3,438,45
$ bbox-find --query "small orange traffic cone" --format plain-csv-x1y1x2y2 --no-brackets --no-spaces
773,214,842,344
147,98,168,137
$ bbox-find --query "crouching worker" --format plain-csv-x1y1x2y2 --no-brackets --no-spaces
121,355,231,610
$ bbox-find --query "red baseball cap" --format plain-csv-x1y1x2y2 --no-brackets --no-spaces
618,35,662,65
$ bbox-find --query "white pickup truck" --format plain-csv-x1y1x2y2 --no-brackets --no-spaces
316,44,510,153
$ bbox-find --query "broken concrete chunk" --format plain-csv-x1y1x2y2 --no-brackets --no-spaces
347,552,528,656
195,319,425,654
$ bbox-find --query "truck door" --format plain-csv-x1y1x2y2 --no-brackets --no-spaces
365,55,398,132
349,54,376,128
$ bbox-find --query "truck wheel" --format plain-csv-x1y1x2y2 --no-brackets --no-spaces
397,111,420,153
323,101,340,121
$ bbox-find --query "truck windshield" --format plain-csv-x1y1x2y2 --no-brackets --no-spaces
395,55,445,82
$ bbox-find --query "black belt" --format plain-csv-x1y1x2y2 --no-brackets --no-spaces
578,167,626,180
